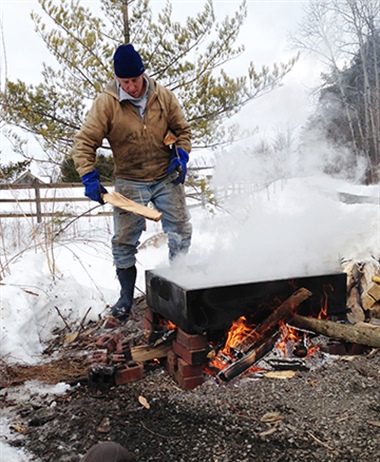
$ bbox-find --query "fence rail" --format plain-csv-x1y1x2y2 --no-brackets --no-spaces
0,182,113,223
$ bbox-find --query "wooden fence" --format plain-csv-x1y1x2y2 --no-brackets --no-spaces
0,182,114,223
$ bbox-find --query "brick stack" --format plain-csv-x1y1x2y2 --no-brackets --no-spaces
88,332,144,388
165,328,208,390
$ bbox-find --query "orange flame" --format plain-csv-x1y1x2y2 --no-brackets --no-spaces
221,316,257,355
276,321,300,357
167,320,177,330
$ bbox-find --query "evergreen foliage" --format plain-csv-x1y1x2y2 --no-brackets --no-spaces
0,160,31,183
0,0,297,182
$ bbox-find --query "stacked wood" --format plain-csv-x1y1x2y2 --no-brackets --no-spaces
343,258,380,323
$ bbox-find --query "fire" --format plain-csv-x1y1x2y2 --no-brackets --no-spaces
208,316,258,371
167,320,177,330
276,321,300,357
221,316,257,355
318,287,331,319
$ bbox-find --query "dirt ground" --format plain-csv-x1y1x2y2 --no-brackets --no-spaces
2,299,380,462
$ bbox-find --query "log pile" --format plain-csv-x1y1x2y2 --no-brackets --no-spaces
343,258,380,323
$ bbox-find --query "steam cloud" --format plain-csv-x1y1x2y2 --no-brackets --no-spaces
156,135,378,289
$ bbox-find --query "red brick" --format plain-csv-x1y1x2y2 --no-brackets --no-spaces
177,357,203,378
115,361,144,385
176,328,208,350
172,340,207,366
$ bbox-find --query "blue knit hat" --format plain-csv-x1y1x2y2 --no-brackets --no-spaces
113,44,145,78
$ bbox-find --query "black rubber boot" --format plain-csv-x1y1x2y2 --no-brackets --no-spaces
112,266,137,322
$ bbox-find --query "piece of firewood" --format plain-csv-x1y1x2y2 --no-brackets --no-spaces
103,192,162,222
218,334,279,382
346,286,365,324
131,343,171,362
234,287,312,355
367,302,380,320
289,315,380,348
218,288,313,382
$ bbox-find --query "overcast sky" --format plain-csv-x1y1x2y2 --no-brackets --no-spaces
0,0,323,163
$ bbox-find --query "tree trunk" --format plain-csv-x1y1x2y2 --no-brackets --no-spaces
122,0,130,44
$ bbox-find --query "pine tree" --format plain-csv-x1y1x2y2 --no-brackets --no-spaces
0,0,297,180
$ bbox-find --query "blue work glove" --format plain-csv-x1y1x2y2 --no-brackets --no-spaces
166,147,189,185
81,169,108,204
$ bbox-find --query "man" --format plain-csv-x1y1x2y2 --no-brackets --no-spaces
72,44,192,322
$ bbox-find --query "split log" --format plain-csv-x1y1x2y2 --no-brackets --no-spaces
131,343,171,362
103,192,162,222
235,287,313,355
346,286,365,324
218,334,279,382
218,288,313,382
289,315,380,349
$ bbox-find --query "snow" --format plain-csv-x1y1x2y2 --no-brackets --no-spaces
1,160,379,459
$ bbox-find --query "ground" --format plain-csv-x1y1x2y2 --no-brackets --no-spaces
2,300,380,462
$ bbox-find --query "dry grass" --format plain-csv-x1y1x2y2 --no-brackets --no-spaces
0,355,89,388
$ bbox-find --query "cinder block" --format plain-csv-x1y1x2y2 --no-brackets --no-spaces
89,349,108,366
172,340,207,366
88,365,115,389
116,339,132,361
111,353,126,365
95,334,118,353
176,328,208,351
115,361,144,385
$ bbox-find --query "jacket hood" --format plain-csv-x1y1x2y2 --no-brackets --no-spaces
104,75,156,101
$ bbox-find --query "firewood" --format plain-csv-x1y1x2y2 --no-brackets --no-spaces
218,288,313,382
367,302,380,320
289,315,380,348
354,322,380,332
218,334,279,382
103,192,162,222
131,343,171,362
235,287,312,355
346,286,365,324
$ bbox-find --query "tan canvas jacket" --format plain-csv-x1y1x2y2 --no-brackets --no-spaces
72,76,191,181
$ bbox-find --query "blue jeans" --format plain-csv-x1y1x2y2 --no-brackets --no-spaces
112,173,192,269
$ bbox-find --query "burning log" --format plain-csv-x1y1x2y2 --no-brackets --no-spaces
218,288,313,382
234,287,313,355
289,315,380,349
218,335,278,382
